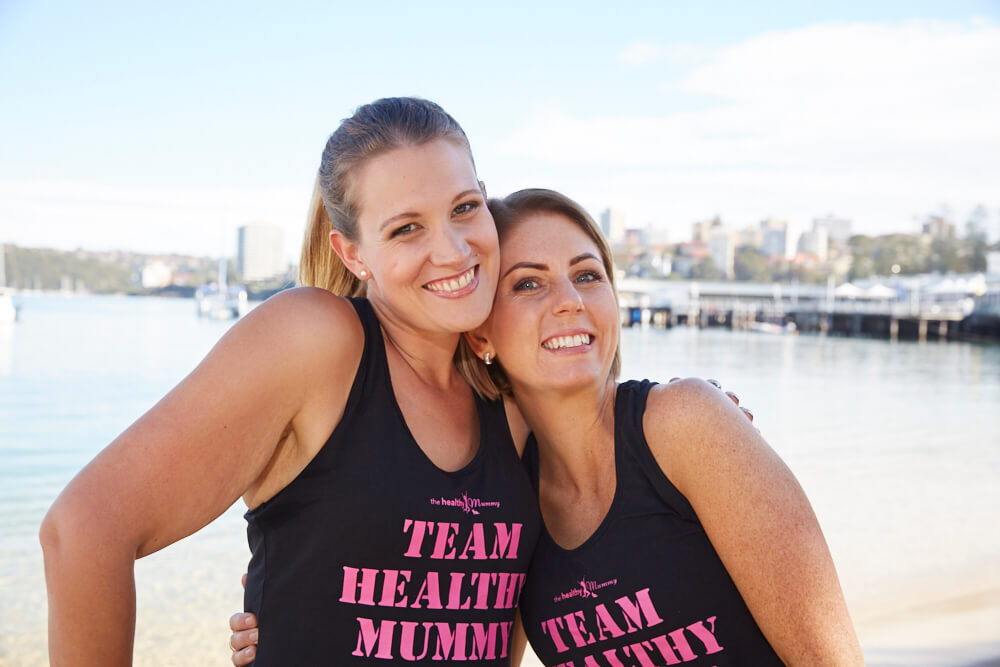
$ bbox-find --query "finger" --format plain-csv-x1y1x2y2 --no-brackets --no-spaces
740,406,754,423
241,573,247,589
724,391,740,406
706,378,722,389
232,645,256,666
230,628,259,651
229,612,257,631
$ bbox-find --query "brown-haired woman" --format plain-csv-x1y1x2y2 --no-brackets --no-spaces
233,189,864,666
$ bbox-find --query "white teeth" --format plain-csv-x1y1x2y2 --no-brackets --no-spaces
542,334,592,350
426,268,474,293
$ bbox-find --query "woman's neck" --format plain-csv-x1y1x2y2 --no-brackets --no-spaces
369,302,464,390
516,378,617,493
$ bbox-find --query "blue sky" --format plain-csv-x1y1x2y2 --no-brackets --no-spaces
2,1,998,259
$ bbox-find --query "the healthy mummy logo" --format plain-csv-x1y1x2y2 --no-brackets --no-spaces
554,576,618,603
429,491,501,515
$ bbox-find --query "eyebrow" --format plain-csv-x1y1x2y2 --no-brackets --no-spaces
378,189,482,233
501,252,601,279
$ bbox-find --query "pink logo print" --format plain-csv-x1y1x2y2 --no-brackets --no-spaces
553,576,618,603
429,491,502,514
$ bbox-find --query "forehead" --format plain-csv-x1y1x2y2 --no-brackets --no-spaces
352,139,478,223
500,212,599,266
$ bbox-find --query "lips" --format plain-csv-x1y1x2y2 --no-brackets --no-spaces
541,333,594,350
423,266,477,294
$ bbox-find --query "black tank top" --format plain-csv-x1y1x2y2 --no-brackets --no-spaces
519,380,784,666
244,298,540,665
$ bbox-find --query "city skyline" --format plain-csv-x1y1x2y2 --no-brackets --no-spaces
1,1,998,261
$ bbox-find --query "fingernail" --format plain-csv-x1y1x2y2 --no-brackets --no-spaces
249,629,258,642
669,377,680,383
706,378,721,388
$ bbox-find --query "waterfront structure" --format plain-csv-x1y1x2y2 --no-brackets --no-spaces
615,274,992,342
237,224,286,282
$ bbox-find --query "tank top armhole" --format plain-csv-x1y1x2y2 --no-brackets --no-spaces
244,297,375,520
618,379,700,523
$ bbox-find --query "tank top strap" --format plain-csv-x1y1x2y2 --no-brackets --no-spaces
615,379,699,523
345,296,385,392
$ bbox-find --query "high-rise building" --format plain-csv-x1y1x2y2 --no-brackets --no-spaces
238,224,286,282
709,226,735,279
760,218,791,258
600,208,627,246
798,224,829,261
814,215,853,246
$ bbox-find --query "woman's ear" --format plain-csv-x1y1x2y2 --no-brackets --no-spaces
329,230,369,279
463,328,492,360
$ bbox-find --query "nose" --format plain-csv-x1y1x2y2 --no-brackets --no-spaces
430,221,471,266
552,276,585,315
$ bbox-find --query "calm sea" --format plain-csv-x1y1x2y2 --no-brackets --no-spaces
1,293,998,666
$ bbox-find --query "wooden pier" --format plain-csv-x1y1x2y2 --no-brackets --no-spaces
617,278,992,342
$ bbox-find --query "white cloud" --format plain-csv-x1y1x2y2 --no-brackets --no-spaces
499,20,1000,237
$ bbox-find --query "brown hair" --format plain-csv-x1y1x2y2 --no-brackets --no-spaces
298,97,475,294
464,189,622,400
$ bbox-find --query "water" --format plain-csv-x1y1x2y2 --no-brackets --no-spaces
1,294,999,665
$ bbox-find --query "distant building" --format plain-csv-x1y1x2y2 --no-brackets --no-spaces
814,215,853,245
708,226,735,279
141,260,173,288
600,208,627,246
922,216,956,239
798,224,829,262
987,251,1000,276
238,224,286,282
624,228,647,247
760,217,792,258
736,225,763,248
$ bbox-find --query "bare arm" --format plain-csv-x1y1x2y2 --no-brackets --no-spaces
644,378,863,666
40,288,362,666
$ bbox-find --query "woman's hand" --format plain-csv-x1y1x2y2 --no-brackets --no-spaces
230,573,258,665
229,611,258,666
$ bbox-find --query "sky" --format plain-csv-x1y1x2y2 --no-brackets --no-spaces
1,0,999,261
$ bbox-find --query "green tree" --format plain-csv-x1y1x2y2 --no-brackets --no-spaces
690,257,721,280
734,246,771,282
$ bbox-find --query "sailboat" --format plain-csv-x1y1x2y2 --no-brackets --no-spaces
194,258,248,319
0,244,18,324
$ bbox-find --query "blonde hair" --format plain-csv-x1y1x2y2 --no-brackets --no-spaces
298,97,483,374
298,97,474,295
466,189,622,401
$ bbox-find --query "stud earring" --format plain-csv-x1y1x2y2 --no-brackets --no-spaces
359,270,367,279
483,352,493,366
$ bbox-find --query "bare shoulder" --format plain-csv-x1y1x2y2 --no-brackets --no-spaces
234,288,363,365
643,377,769,490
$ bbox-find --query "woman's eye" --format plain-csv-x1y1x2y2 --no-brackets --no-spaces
513,278,539,291
453,201,478,216
576,270,603,283
390,223,418,238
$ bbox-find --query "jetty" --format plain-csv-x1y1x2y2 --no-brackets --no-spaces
617,274,999,342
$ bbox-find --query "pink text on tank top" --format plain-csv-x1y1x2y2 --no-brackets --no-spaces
342,518,527,661
540,587,726,666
